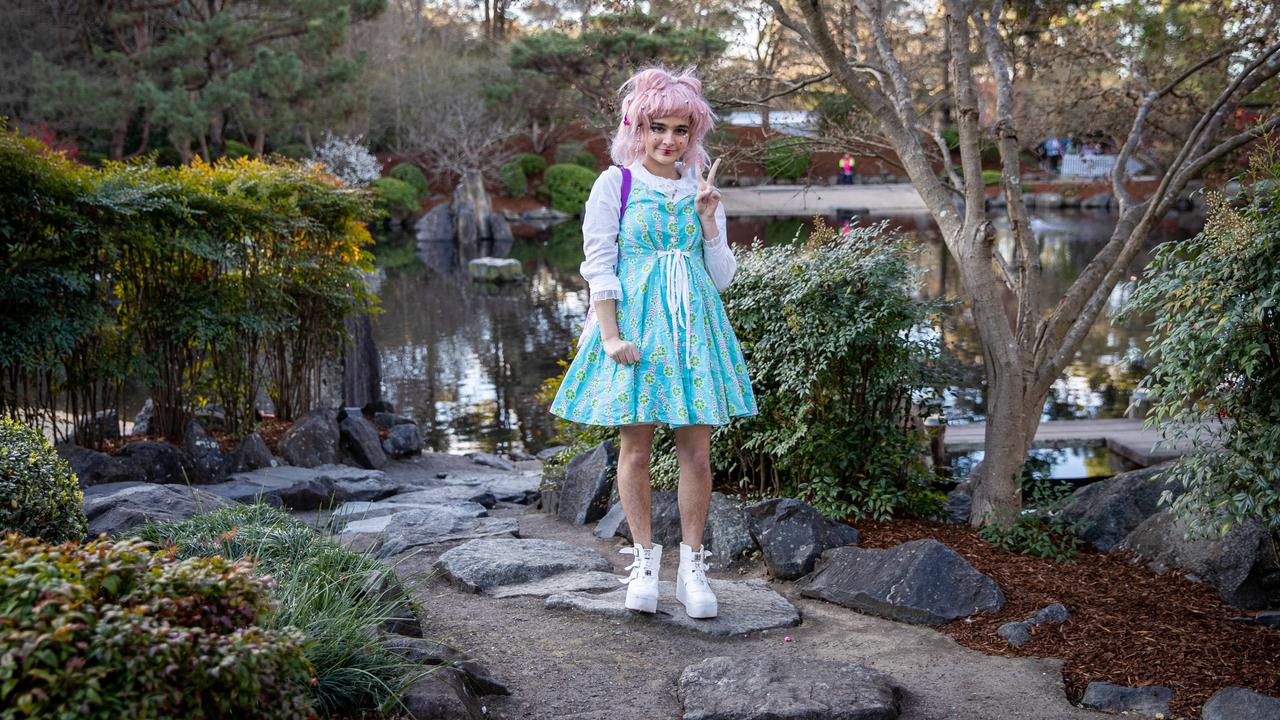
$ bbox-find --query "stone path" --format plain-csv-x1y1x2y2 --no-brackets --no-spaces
388,503,1118,719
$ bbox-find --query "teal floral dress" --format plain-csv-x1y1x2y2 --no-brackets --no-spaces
550,178,757,427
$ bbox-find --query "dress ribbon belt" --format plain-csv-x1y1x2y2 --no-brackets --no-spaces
658,248,694,369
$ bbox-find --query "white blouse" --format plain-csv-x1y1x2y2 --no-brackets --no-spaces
579,160,735,303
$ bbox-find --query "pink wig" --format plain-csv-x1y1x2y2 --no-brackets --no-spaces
610,66,715,175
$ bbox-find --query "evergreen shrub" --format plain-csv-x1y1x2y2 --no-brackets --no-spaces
373,177,421,217
516,152,548,176
0,417,86,542
0,533,314,720
763,136,811,180
500,160,528,197
388,163,429,198
554,141,597,171
543,163,598,215
223,140,253,159
1118,142,1280,537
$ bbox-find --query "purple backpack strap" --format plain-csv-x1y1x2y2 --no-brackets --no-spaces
618,166,631,224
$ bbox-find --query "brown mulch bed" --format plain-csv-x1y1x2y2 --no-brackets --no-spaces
849,517,1280,718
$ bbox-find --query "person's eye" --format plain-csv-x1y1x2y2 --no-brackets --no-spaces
676,128,689,136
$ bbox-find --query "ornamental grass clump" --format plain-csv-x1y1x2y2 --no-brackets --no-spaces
0,417,87,542
137,504,420,717
0,533,314,720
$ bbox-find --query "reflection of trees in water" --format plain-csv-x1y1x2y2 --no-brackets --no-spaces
881,210,1197,422
372,234,582,454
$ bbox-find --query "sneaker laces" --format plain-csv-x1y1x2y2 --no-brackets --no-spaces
687,547,713,587
619,545,656,585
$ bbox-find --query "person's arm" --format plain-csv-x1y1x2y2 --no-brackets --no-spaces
580,166,639,365
701,200,736,291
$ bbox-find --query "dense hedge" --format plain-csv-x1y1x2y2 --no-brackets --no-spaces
0,533,314,720
374,176,421,217
0,124,378,444
388,163,429,198
543,163,598,215
0,418,86,542
501,159,528,197
515,152,549,177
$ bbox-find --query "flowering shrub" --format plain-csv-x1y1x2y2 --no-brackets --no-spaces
1118,142,1280,537
313,132,382,188
0,417,86,542
0,533,314,720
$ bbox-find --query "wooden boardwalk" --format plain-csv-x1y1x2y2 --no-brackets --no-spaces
942,418,1200,467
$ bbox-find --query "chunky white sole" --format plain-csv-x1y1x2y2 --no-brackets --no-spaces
676,581,718,618
625,588,658,613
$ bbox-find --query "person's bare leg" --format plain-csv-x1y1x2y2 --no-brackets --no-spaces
673,424,713,549
617,424,657,547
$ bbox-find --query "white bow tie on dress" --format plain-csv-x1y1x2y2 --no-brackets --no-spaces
658,248,694,369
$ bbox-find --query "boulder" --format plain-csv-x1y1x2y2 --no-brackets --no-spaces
536,445,569,462
467,257,523,282
373,411,399,430
415,202,452,243
599,492,760,569
609,490,682,546
131,398,155,435
435,537,610,593
83,483,234,536
402,667,485,720
278,408,339,467
377,508,519,557
744,497,861,580
73,409,119,444
547,578,801,637
192,403,226,432
466,451,515,472
943,488,972,524
183,420,228,482
1202,687,1280,720
1060,464,1181,551
339,414,388,469
224,433,274,474
555,441,616,525
799,539,1006,624
382,423,423,458
362,399,395,416
207,464,396,510
1080,682,1172,716
115,440,208,484
998,603,1070,646
1119,511,1280,609
56,443,135,487
383,636,509,697
678,656,903,720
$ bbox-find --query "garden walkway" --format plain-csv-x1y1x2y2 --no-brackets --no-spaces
389,484,1118,720
721,182,927,217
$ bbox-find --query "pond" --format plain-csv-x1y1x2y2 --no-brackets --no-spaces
369,206,1203,460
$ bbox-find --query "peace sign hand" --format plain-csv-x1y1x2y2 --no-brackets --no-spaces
695,158,722,221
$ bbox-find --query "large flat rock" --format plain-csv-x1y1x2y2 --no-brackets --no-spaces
436,538,611,593
377,509,519,557
487,571,622,599
83,483,235,536
206,464,396,509
546,578,801,637
678,656,903,720
800,539,1005,625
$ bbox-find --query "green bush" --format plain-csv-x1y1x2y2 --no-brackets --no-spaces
980,478,1085,562
0,532,314,719
763,136,811,180
0,417,86,542
223,139,253,159
0,124,378,441
543,163,598,215
137,504,419,716
554,141,597,171
388,163,429,199
373,177,421,218
500,160,528,197
516,152,549,176
982,169,1002,186
1117,143,1280,537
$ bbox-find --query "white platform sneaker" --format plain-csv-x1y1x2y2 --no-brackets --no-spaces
619,542,662,613
677,542,718,619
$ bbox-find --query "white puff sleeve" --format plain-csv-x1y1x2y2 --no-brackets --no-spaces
579,166,624,302
702,200,736,291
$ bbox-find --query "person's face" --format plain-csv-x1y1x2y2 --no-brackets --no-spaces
644,115,691,170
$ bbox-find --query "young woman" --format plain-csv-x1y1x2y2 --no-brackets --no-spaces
549,66,757,619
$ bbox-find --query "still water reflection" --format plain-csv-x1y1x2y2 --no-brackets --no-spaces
370,208,1202,455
